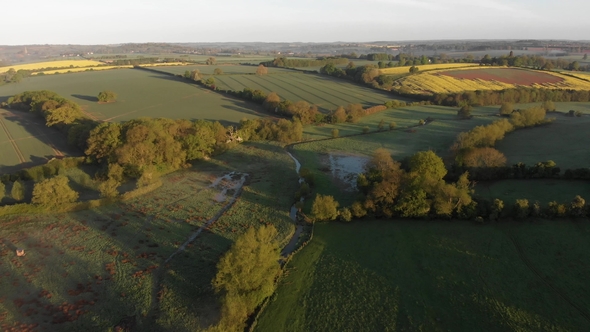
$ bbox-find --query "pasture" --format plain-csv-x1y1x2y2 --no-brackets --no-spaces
155,64,295,76
0,108,78,173
0,69,266,124
496,115,590,169
256,220,590,332
394,67,590,94
0,141,299,331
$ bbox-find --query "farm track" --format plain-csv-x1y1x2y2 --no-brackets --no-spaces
143,172,248,329
0,115,26,163
502,230,590,324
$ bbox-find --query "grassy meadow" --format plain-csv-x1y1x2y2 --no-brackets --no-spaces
0,142,299,331
0,69,265,124
256,220,590,332
475,179,590,204
496,115,590,169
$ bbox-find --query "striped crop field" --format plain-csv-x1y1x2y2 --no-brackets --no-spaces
0,60,104,73
155,64,297,75
0,109,78,172
394,67,590,94
379,63,479,75
212,72,408,111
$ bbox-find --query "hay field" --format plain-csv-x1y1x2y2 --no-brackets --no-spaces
257,220,590,332
379,63,479,75
0,142,298,331
394,67,590,94
0,69,266,124
0,60,103,73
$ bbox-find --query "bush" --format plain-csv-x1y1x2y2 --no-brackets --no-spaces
338,208,352,222
514,199,530,219
97,90,117,103
458,105,472,119
389,122,396,130
362,126,370,134
11,180,25,202
331,129,339,138
499,103,514,115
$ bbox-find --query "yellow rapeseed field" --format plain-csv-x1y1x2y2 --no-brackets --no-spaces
394,68,590,94
379,63,479,75
31,65,134,75
565,71,590,81
0,60,104,73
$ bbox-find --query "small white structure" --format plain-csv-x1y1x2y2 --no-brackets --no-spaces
16,248,25,257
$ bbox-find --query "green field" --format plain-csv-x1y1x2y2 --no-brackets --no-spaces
0,142,299,331
0,69,265,124
496,115,590,169
256,220,590,332
0,109,79,173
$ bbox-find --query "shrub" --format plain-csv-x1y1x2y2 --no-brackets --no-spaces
458,105,472,119
499,102,514,115
378,119,385,131
331,129,339,138
97,90,117,103
362,126,370,134
11,180,25,202
338,208,352,222
514,199,530,219
389,122,396,130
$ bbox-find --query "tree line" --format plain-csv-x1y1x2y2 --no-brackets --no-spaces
260,56,349,68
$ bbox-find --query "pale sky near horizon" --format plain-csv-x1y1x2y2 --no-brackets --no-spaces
2,0,589,45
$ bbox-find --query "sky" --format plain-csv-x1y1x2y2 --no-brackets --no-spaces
2,0,589,45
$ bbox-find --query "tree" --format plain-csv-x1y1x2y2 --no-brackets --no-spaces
85,122,122,161
11,180,24,202
311,194,340,221
409,66,419,74
256,65,268,75
460,147,507,168
206,57,216,65
489,198,504,220
214,68,224,75
45,105,79,126
378,119,385,131
98,179,120,198
389,121,396,130
409,150,447,181
570,195,586,217
190,69,202,81
499,102,513,115
263,92,281,111
514,199,530,219
331,129,339,138
331,106,347,123
458,105,472,119
0,181,5,201
31,176,78,207
97,90,117,103
212,225,280,331
362,126,370,134
542,100,555,112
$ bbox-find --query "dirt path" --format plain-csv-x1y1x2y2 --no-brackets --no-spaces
141,172,248,329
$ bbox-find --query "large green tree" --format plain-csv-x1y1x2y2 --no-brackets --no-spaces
213,225,281,331
31,176,79,207
97,90,117,103
311,194,340,221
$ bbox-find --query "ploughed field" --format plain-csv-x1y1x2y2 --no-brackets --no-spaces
256,220,590,332
0,142,299,331
394,67,590,94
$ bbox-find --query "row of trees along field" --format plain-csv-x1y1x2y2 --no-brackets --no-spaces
179,67,420,126
311,148,590,223
260,56,348,68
